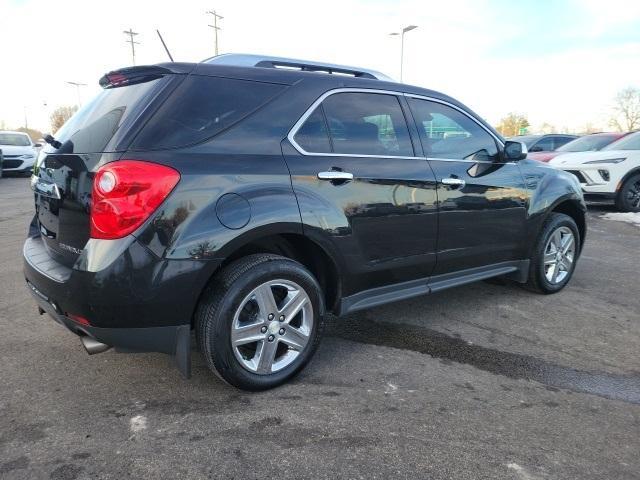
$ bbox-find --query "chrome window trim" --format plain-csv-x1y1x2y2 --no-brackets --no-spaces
427,157,517,165
288,88,509,163
287,88,425,160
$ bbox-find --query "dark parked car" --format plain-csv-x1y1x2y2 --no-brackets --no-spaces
24,54,586,390
509,134,578,154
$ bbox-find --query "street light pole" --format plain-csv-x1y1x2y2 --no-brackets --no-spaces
390,25,417,82
66,81,87,107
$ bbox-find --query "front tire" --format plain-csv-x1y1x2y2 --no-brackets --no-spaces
615,173,640,212
524,213,580,294
196,254,324,390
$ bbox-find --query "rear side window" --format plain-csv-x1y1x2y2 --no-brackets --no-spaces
321,92,414,157
133,76,286,149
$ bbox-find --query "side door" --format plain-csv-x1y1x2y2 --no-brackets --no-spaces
282,90,439,296
406,96,528,276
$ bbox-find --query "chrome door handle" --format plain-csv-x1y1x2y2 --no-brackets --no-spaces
441,177,466,188
317,171,354,181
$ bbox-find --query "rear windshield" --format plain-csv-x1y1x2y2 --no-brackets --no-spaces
52,77,166,153
131,75,286,149
0,133,31,146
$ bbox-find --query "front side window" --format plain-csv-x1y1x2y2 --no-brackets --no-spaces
408,98,498,162
320,92,414,157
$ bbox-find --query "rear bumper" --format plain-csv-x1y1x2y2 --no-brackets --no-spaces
26,280,191,376
23,234,221,378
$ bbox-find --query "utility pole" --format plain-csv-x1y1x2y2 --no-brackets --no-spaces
66,81,87,107
206,10,223,56
123,28,140,65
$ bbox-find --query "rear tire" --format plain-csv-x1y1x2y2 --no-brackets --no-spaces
195,254,324,390
615,174,640,212
523,213,580,294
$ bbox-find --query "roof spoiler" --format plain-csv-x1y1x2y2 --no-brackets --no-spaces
99,65,176,89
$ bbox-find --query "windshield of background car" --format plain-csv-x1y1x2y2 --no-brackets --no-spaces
512,135,540,148
602,132,640,151
0,133,31,146
557,134,620,152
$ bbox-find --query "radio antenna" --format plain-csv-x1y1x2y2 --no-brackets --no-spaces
156,29,174,62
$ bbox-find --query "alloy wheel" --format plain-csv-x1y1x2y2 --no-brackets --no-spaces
231,279,313,374
543,226,576,284
625,179,640,209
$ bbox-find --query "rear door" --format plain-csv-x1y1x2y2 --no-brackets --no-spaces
283,90,439,294
406,96,527,275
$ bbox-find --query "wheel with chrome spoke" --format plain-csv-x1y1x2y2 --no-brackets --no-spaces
524,212,580,294
231,279,313,374
196,254,324,390
543,226,576,285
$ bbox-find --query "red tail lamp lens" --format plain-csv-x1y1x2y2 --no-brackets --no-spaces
90,160,180,240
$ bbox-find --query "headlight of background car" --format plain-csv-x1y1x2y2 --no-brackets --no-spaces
583,158,626,164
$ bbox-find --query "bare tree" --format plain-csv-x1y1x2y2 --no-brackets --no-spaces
50,105,78,133
609,87,640,132
496,113,530,137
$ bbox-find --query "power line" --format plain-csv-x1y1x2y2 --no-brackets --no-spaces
206,10,223,56
123,28,140,65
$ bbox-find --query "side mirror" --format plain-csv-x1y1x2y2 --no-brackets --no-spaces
34,143,42,148
504,141,528,161
529,145,543,152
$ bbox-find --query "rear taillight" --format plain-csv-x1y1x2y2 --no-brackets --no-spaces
90,160,180,240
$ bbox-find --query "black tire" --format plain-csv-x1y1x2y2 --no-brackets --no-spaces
615,173,640,212
195,254,325,390
523,212,580,294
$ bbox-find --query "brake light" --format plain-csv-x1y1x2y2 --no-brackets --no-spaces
90,160,180,239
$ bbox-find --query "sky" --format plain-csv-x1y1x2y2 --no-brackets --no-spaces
1,0,639,133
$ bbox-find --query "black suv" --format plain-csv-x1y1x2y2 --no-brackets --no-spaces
24,54,586,390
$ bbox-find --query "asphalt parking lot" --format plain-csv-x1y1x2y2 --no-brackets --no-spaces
1,175,639,480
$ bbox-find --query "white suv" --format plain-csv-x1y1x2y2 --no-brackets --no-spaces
549,131,640,212
0,131,40,177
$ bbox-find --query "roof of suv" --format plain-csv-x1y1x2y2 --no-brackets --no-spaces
190,54,476,116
